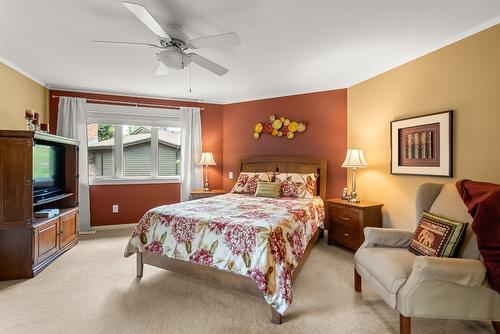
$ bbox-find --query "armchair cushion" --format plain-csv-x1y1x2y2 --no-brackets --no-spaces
363,227,413,248
411,256,486,287
355,247,415,293
429,183,479,259
408,212,468,257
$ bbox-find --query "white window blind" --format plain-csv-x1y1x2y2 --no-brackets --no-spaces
86,103,181,127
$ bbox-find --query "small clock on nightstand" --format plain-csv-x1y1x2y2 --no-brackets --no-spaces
190,189,226,200
326,198,383,250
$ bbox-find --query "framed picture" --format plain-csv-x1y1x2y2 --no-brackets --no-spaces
391,110,453,177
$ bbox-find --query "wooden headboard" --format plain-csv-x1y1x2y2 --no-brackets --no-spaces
238,156,327,200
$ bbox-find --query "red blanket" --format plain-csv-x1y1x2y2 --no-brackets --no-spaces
456,180,500,292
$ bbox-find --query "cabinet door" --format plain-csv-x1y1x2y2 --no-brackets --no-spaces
33,218,59,266
0,138,32,226
59,211,78,249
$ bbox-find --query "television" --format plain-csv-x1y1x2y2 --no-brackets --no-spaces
33,142,65,203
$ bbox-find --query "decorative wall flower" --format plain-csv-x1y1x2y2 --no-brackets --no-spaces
272,119,282,129
254,123,263,133
253,115,307,139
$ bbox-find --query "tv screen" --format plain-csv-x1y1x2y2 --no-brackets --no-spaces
33,143,64,196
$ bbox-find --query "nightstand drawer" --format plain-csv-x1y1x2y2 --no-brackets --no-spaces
331,207,359,227
332,224,358,249
326,198,383,250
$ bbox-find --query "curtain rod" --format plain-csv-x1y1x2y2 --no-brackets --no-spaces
51,95,204,110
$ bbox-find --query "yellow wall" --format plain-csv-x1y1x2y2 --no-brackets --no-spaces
347,24,500,229
0,62,48,130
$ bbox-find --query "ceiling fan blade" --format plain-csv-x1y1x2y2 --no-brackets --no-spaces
155,62,169,76
92,40,161,48
122,2,171,41
190,32,241,49
188,53,228,76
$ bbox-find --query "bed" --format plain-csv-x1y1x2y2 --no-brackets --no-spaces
124,156,327,324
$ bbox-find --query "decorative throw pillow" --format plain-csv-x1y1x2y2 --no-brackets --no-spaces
254,182,281,199
276,173,318,198
231,172,274,194
408,212,468,257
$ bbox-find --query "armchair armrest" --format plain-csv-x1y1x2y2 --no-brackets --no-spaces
362,227,413,248
412,256,486,287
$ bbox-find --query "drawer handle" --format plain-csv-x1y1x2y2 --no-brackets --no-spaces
341,233,350,237
339,216,349,221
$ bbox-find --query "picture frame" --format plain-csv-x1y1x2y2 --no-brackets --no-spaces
390,110,453,177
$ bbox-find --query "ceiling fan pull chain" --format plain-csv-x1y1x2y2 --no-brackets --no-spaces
189,64,192,93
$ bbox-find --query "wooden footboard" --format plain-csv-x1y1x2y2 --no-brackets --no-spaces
136,227,321,324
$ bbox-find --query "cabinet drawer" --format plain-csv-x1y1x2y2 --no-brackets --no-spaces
332,223,358,249
331,207,359,227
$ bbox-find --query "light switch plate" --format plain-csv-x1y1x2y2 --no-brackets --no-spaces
228,172,234,179
112,205,119,213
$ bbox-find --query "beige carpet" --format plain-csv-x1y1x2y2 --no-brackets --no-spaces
0,229,493,334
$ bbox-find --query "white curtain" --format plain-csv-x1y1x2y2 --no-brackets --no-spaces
180,107,203,201
57,97,91,232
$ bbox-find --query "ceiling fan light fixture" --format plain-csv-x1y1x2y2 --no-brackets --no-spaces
157,48,191,70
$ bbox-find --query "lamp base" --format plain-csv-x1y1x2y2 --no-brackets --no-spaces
348,190,360,203
203,182,210,192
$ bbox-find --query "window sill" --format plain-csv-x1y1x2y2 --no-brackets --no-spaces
89,177,181,186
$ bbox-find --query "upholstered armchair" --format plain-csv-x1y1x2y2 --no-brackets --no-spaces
354,183,500,334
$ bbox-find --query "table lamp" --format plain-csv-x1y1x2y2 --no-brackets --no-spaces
199,152,217,191
341,149,367,203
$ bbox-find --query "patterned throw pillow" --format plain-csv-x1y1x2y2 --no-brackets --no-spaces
275,173,318,198
231,172,274,194
254,182,281,199
408,212,468,257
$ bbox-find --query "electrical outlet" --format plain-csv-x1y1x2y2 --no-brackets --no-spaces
228,172,234,179
112,205,119,213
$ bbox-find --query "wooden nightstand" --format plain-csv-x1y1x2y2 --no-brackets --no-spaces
326,198,383,250
190,189,226,200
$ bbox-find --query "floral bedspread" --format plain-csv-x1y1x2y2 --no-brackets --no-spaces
124,193,325,314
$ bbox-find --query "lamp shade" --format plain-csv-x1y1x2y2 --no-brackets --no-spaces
341,149,367,168
199,152,217,166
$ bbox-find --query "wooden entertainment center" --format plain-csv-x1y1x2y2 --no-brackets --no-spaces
0,130,79,280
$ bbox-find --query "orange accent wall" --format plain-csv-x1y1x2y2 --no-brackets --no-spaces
89,183,180,226
49,90,223,226
222,89,347,198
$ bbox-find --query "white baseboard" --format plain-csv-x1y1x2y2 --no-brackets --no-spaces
91,223,136,231
79,230,96,235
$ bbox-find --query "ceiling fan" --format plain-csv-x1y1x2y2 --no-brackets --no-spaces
93,2,240,76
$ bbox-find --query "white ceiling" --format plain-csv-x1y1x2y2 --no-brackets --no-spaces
1,1,499,104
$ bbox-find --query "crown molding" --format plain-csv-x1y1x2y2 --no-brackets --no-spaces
219,84,350,105
0,55,47,87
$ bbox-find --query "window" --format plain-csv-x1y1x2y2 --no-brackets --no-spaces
86,103,182,184
87,123,115,177
123,125,152,177
87,124,181,183
158,127,181,176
